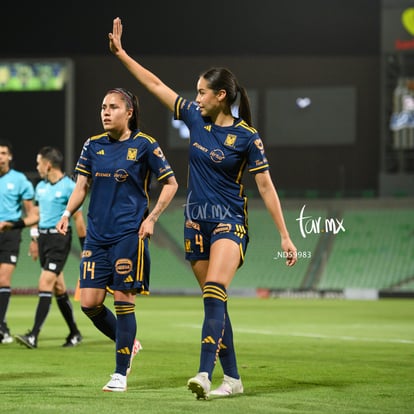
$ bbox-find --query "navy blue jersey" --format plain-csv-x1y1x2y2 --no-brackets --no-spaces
75,130,174,244
0,169,34,222
174,97,269,225
35,176,76,228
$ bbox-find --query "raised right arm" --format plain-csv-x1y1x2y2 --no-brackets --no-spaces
109,17,178,112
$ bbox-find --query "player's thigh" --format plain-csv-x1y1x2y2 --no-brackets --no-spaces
191,260,209,289
113,290,137,303
206,238,241,288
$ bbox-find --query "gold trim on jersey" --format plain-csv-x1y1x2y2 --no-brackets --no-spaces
249,164,269,173
175,97,184,119
236,159,247,184
75,166,91,176
143,170,151,207
138,131,157,144
158,170,174,181
234,120,257,133
90,133,108,141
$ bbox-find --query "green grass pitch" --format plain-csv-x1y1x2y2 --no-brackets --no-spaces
1,295,413,413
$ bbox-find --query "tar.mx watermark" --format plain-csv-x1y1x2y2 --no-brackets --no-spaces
296,204,345,238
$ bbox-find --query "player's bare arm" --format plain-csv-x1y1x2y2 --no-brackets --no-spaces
138,175,178,239
255,171,297,266
56,175,89,235
109,17,178,112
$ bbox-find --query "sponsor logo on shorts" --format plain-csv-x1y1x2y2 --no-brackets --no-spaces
115,258,133,274
185,220,200,230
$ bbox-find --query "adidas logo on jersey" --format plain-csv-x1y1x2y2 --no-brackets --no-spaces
96,149,105,155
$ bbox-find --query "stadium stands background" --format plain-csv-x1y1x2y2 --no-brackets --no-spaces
2,0,413,296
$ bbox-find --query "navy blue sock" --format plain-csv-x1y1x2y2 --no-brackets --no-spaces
218,302,240,379
81,304,117,341
199,282,226,381
114,301,136,376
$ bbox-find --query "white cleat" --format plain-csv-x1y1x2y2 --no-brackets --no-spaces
210,374,244,397
102,373,127,392
187,372,211,400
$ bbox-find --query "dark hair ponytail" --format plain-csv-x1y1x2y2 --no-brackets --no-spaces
200,67,253,126
237,85,252,126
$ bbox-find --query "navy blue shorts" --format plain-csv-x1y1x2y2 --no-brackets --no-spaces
79,232,150,294
184,220,249,266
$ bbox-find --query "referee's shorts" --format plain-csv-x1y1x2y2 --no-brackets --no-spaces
0,229,22,265
38,227,72,275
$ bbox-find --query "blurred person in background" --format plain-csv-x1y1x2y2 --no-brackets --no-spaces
0,139,38,344
15,146,86,349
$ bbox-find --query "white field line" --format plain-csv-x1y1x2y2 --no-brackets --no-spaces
177,324,414,344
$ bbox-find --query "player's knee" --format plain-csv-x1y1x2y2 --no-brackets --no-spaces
81,305,102,319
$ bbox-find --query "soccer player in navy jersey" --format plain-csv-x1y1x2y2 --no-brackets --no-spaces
109,17,297,399
56,87,178,392
15,146,86,349
0,140,38,344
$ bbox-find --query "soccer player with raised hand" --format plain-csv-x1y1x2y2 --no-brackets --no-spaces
109,17,297,399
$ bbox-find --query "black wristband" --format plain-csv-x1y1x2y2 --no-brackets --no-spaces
79,237,85,250
11,218,25,229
